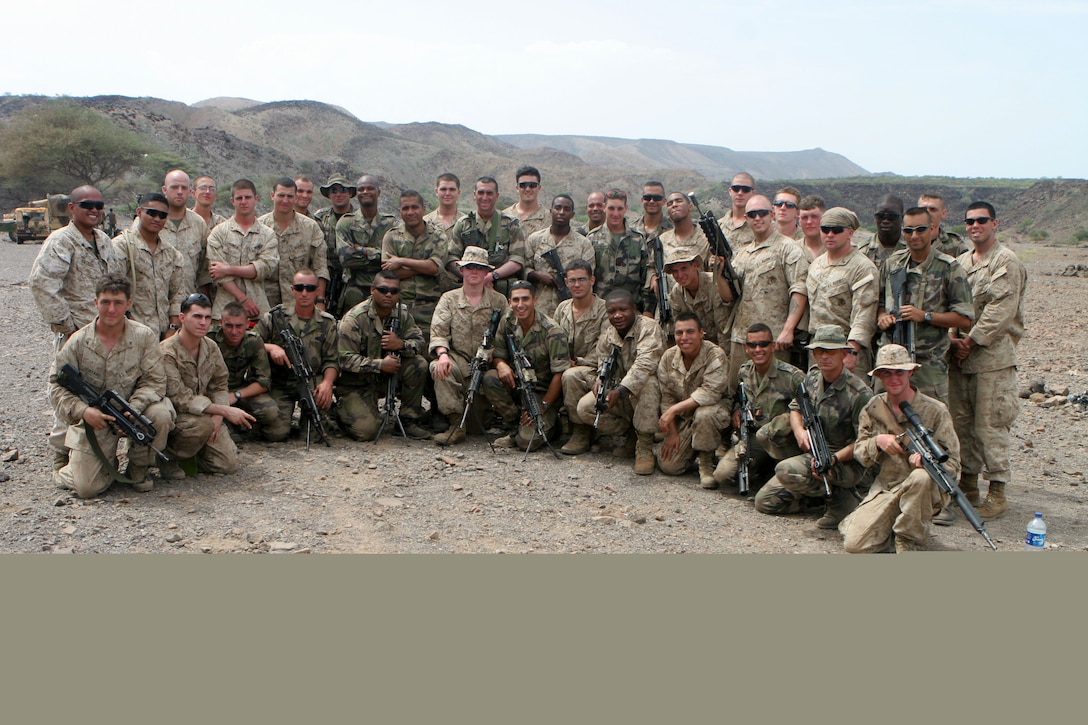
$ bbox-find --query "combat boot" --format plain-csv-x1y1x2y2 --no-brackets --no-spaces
976,481,1008,520
126,465,153,493
561,424,593,455
633,432,655,475
434,423,466,447
816,487,858,529
895,535,926,552
612,429,636,458
698,451,717,489
959,473,981,507
932,504,956,527
53,449,69,472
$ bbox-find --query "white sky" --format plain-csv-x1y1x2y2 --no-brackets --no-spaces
2,0,1083,179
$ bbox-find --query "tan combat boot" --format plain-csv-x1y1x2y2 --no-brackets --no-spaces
434,423,466,447
976,481,1008,520
816,488,858,529
698,451,717,489
895,535,927,552
612,429,636,458
633,432,655,475
959,473,981,507
561,424,593,455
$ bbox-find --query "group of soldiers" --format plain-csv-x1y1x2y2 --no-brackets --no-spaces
28,166,1027,553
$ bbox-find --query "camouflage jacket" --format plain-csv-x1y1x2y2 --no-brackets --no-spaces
380,221,448,306
210,328,272,392
337,300,425,388
335,210,398,290
955,242,1027,374
447,211,528,293
735,358,806,426
553,296,609,367
855,391,961,488
730,230,810,343
657,340,729,411
668,271,734,346
805,248,880,347
256,307,340,392
502,202,549,237
789,366,874,451
493,310,571,395
428,286,511,366
30,222,123,335
524,227,595,317
858,234,905,271
158,209,211,290
717,211,755,248
257,211,329,308
112,228,188,337
935,228,969,259
314,206,352,269
160,333,230,415
586,223,650,310
206,217,279,319
593,315,666,398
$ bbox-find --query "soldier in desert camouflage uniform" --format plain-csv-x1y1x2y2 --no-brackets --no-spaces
314,175,357,312
665,249,733,347
555,260,609,455
523,194,595,317
717,173,757,249
206,179,279,321
158,170,211,294
502,165,549,237
257,177,329,309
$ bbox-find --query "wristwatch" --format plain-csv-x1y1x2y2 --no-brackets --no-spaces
233,391,242,402
492,271,500,284
168,323,180,331
924,312,933,324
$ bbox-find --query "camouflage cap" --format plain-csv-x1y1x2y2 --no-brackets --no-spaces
663,248,701,269
320,175,357,198
821,207,860,230
457,245,495,270
805,324,852,350
869,343,921,375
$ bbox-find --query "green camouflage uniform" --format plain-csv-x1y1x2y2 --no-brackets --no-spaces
335,209,398,310
206,218,279,320
112,228,188,338
314,206,352,307
210,328,279,438
857,234,905,272
447,212,528,296
653,341,731,476
935,228,969,258
381,221,448,339
524,228,595,318
257,211,329,309
586,223,651,311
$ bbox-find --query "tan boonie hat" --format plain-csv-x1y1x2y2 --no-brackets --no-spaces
663,248,701,269
805,324,852,350
869,343,921,376
320,175,357,198
457,245,495,270
820,207,860,230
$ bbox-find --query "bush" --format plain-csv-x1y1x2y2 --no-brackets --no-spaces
1027,230,1049,241
1073,228,1088,242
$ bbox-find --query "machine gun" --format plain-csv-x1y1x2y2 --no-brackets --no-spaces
898,402,997,550
889,266,915,359
650,235,672,324
54,363,169,464
593,344,621,429
459,308,503,431
540,247,572,301
374,310,407,442
505,331,559,460
270,304,331,449
687,193,741,301
797,380,833,497
736,381,757,495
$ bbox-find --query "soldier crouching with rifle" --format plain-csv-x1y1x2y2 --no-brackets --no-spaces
50,274,175,498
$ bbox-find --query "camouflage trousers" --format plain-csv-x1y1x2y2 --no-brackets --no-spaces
57,400,174,499
840,468,948,553
574,378,660,436
561,366,596,420
481,370,559,448
165,411,240,475
233,393,281,441
713,417,802,489
948,365,1017,483
655,403,731,476
268,385,336,443
754,454,866,515
336,356,427,441
430,352,477,420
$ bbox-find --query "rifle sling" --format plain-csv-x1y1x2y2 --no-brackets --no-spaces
83,421,144,485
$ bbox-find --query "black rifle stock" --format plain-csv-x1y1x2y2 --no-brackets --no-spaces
797,380,833,497
736,381,757,495
889,266,915,358
593,344,621,429
54,363,169,463
687,193,742,301
540,247,571,301
459,308,502,431
898,402,997,550
270,304,331,448
651,236,672,324
505,331,559,460
374,310,406,442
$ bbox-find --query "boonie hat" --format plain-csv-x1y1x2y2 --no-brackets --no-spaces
805,324,852,350
320,175,357,198
457,246,495,270
820,207,860,230
663,248,701,269
869,343,921,376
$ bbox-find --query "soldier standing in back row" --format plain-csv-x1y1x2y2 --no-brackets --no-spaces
523,194,594,317
446,177,527,296
336,174,397,311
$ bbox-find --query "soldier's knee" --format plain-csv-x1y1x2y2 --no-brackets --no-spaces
754,481,799,515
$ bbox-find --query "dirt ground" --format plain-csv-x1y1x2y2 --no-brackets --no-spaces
2,237,1086,554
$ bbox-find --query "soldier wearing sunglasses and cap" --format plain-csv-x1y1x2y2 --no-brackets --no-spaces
314,175,357,312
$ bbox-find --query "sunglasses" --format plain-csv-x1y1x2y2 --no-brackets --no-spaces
373,286,400,295
141,207,169,219
875,211,901,221
183,293,212,308
642,193,665,202
744,340,773,348
964,216,992,226
773,200,798,209
291,283,319,292
745,209,772,219
730,185,754,193
77,200,105,210
902,225,930,235
518,181,540,189
820,226,846,234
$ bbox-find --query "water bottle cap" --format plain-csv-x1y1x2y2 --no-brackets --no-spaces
1035,512,1043,517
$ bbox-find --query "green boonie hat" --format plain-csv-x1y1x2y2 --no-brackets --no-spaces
663,248,701,269
869,343,921,376
320,175,357,198
805,324,852,350
821,207,860,230
457,245,495,270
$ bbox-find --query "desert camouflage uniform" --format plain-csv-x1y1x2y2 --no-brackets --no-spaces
586,224,651,310
659,226,711,272
841,392,958,552
206,218,279,320
667,271,734,347
158,209,211,291
653,341,731,475
423,210,468,293
112,228,188,338
428,286,511,420
948,242,1027,485
381,221,450,337
335,300,427,441
879,248,974,401
754,366,873,514
30,222,122,338
256,307,339,441
806,248,880,373
50,318,174,498
555,295,609,419
524,227,595,317
503,203,549,237
935,228,969,259
573,315,665,435
257,211,329,308
714,358,806,488
335,210,398,310
208,211,228,229
726,230,810,388
447,212,527,296
718,212,755,248
160,333,238,473
209,328,280,439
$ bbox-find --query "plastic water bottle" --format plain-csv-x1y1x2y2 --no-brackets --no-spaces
1025,512,1047,551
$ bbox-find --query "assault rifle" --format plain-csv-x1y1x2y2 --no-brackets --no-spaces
594,344,621,429
270,304,330,449
541,247,572,301
797,380,833,497
889,266,915,359
898,402,997,550
374,310,406,442
54,363,169,463
326,269,344,318
687,193,741,301
650,236,672,324
459,308,502,431
505,331,559,460
736,382,757,495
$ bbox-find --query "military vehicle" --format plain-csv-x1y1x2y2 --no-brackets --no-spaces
2,194,71,243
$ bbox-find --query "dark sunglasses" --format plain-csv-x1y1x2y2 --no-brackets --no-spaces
902,225,930,235
875,211,901,221
745,209,772,219
744,340,773,348
141,207,169,219
773,200,797,209
182,293,212,308
291,283,319,292
642,193,665,202
373,286,400,295
517,181,540,189
730,185,754,193
964,216,992,226
820,226,846,234
77,200,105,210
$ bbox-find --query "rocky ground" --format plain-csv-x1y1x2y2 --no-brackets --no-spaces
2,237,1086,554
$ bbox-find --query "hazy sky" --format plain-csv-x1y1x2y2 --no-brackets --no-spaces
3,0,1083,179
